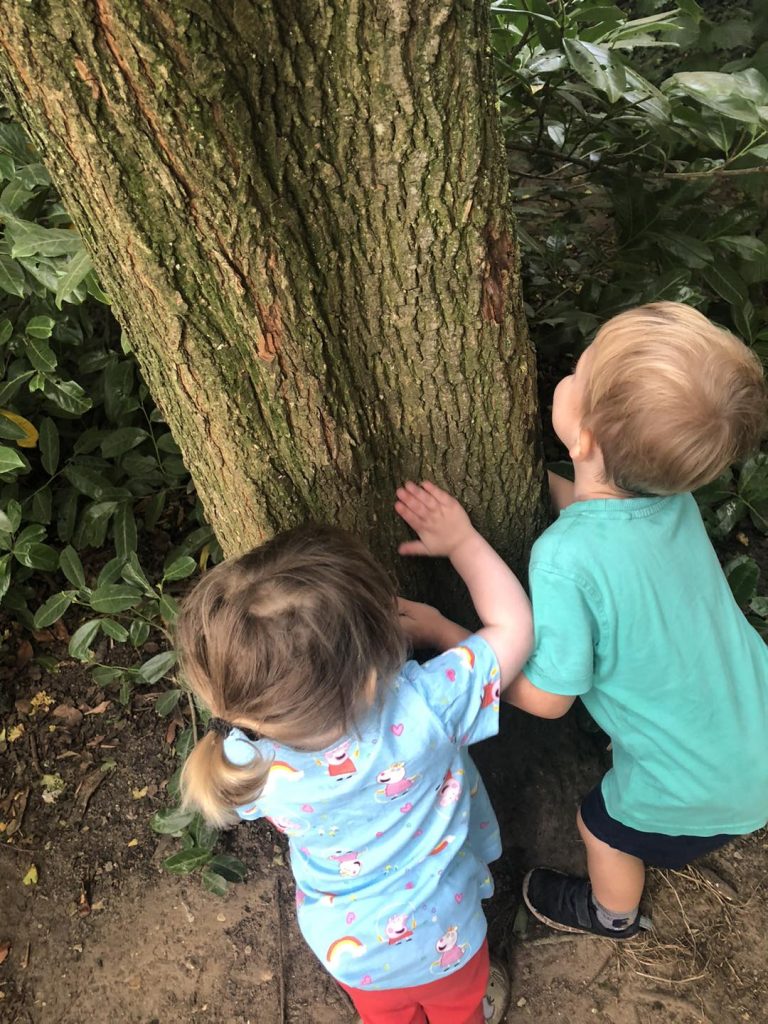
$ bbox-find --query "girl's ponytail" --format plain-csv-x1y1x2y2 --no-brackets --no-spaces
181,731,270,828
176,524,406,827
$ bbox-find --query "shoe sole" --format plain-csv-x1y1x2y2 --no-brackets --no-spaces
521,869,639,941
485,958,511,1024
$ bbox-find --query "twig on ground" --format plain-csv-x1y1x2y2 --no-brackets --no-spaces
70,768,107,824
27,734,41,775
274,876,286,1024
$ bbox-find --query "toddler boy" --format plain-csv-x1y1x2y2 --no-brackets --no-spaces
507,302,768,938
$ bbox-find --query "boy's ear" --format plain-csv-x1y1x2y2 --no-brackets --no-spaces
569,426,594,462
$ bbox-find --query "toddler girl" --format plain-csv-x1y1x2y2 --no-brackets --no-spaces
178,481,532,1024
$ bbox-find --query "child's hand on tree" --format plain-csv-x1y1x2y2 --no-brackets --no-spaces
395,481,475,558
398,597,443,646
398,597,471,651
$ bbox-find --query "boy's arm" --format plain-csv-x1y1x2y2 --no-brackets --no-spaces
395,481,533,685
504,670,576,718
548,470,575,512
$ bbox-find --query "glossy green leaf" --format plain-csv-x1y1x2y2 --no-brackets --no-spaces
14,542,58,571
0,552,11,601
155,688,182,716
100,427,149,458
89,583,142,614
113,503,137,559
25,315,55,340
129,618,151,647
162,555,196,582
38,417,59,475
201,868,229,896
26,335,57,373
725,555,759,607
59,544,87,589
207,854,247,882
189,814,220,851
33,590,75,629
163,847,212,875
701,263,748,306
0,445,25,475
139,650,177,684
97,556,126,588
150,805,196,835
55,250,93,308
563,39,627,102
0,254,25,297
68,618,102,660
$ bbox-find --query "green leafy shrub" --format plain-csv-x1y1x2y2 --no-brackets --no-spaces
0,115,221,694
491,0,768,629
493,0,768,351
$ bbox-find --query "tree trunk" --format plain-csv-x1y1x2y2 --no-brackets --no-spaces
0,0,545,593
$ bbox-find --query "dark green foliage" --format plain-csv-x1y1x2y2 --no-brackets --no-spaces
493,0,768,349
0,109,221,696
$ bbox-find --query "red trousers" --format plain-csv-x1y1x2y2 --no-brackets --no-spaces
339,940,489,1024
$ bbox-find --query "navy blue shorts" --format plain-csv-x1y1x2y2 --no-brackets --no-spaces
580,785,736,870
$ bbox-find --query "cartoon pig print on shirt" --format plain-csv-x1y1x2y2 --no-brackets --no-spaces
435,925,465,970
324,740,357,780
377,762,415,800
330,850,363,877
385,912,414,945
437,769,461,808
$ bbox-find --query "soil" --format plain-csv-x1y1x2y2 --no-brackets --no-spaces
1,622,766,1024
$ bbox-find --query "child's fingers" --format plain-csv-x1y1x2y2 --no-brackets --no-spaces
398,540,429,557
395,491,429,526
403,480,438,512
421,480,452,505
395,498,423,526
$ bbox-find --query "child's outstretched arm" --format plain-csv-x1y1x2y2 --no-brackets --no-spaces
395,481,533,687
504,671,575,718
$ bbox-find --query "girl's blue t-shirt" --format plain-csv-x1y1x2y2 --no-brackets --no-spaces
223,634,501,990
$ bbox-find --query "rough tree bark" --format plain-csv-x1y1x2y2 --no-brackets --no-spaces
0,0,545,589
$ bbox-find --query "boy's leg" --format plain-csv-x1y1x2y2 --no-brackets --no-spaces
577,808,645,915
522,798,647,939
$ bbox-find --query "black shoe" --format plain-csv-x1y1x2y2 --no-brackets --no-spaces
522,868,649,940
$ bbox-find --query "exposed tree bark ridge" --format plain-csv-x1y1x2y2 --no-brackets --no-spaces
0,0,545,583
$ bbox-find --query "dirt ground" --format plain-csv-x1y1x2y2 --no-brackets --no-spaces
1,629,766,1024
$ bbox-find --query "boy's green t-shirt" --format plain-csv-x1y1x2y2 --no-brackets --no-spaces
524,492,768,837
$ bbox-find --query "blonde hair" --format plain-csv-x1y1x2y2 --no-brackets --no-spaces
177,526,406,827
582,302,767,494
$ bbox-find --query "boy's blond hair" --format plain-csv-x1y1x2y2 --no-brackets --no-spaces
582,302,767,495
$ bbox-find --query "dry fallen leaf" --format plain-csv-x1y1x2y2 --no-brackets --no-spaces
8,724,24,743
16,641,33,668
84,700,111,716
52,704,83,728
0,941,10,965
22,864,38,886
127,838,138,847
131,786,148,800
52,619,70,642
29,691,54,716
